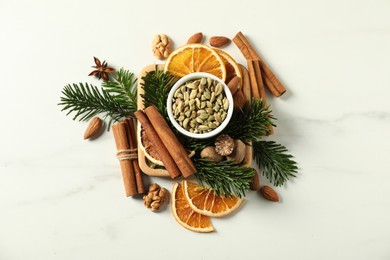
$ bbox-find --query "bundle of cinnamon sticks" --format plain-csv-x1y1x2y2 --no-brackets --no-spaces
233,31,286,102
112,119,145,196
135,106,196,179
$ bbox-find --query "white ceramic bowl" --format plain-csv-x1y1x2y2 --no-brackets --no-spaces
167,72,233,139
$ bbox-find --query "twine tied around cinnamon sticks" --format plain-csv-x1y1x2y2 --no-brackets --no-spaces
116,149,138,161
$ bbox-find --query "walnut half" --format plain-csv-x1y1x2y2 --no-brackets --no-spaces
143,183,168,212
151,34,173,60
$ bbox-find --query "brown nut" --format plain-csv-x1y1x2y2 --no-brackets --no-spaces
143,183,169,212
226,139,246,164
143,196,152,207
84,117,102,139
159,188,168,199
149,183,160,192
227,76,240,96
233,90,246,109
260,186,279,202
187,32,203,44
215,134,234,156
150,201,161,212
200,146,224,163
152,34,173,60
209,36,230,48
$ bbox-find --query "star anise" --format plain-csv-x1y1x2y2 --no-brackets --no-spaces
88,56,115,81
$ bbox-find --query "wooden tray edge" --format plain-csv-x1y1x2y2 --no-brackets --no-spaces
137,64,170,177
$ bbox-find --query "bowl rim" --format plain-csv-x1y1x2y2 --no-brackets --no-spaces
166,72,233,139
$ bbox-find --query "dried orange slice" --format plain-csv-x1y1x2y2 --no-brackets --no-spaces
214,48,242,88
164,44,226,81
171,182,215,233
138,124,195,167
182,180,243,218
137,124,163,166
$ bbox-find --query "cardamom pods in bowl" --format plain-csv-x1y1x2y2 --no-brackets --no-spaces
166,72,233,139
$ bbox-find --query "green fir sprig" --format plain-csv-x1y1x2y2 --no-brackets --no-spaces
58,69,137,128
223,99,275,143
141,66,177,118
253,140,298,186
102,68,138,114
193,158,254,198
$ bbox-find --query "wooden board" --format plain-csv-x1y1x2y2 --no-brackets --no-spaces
137,64,168,177
137,64,253,176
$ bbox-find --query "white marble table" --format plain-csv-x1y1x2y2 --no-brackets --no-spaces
1,0,389,259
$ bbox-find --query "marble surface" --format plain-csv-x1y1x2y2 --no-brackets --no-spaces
1,0,390,259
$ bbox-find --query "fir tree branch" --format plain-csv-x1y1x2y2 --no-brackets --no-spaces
59,69,138,128
141,66,177,118
252,140,298,186
223,99,275,143
101,68,138,114
194,158,254,198
59,83,131,126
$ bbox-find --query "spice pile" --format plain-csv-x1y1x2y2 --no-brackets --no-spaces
58,31,298,233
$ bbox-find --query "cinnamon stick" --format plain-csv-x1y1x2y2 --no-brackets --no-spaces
247,59,261,99
233,31,286,97
239,64,252,103
246,60,274,135
253,60,266,100
125,119,146,194
261,70,285,97
134,110,181,179
144,106,196,178
112,122,138,197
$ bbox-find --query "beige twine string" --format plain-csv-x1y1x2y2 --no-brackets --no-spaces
116,149,138,161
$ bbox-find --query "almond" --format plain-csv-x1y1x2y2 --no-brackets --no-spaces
233,89,246,109
260,186,279,202
250,168,260,191
209,36,230,48
84,117,103,139
227,76,240,96
187,32,203,44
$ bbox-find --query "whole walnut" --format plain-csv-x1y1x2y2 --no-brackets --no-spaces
143,183,168,212
151,34,173,60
